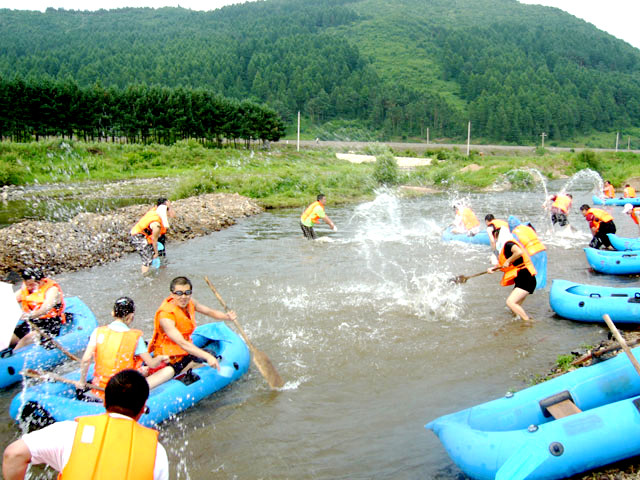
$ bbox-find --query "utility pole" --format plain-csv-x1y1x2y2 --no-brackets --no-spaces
466,121,471,157
426,127,429,145
628,136,631,150
297,111,300,152
615,132,619,152
541,132,546,149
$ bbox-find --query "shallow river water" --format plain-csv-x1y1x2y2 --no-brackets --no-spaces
1,175,639,479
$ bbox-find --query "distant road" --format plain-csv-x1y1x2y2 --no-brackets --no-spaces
276,140,640,155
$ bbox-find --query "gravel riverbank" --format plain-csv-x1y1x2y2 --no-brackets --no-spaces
0,193,263,279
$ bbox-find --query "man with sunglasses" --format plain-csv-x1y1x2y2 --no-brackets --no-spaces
147,276,236,385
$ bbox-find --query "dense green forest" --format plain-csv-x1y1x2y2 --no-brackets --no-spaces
1,0,640,144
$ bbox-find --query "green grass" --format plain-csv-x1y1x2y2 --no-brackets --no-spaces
1,140,639,209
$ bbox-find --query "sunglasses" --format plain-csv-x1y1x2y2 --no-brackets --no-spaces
172,289,192,296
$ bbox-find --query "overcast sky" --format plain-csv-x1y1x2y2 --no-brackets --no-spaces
1,0,639,51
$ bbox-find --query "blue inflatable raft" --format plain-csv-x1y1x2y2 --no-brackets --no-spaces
607,234,640,251
426,347,640,480
592,194,640,206
10,321,250,429
442,227,490,246
0,296,97,389
584,247,640,275
549,279,640,323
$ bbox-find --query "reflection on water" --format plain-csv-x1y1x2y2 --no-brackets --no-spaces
2,173,639,479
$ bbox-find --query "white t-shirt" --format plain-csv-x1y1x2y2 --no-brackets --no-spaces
21,413,168,480
88,320,147,356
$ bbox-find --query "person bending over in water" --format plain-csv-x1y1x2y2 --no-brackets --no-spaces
300,194,337,240
580,204,616,250
487,226,537,321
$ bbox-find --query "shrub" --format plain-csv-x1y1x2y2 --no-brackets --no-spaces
373,152,399,185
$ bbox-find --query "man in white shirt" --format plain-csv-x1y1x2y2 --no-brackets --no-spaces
2,369,169,480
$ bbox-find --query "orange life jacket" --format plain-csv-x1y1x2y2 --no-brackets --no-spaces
498,240,537,287
603,184,615,198
18,278,66,322
587,208,614,231
59,414,157,480
92,326,144,398
130,208,167,244
512,224,546,256
487,219,508,233
624,186,636,198
630,208,640,226
552,194,572,214
148,297,196,362
460,207,480,230
300,201,324,225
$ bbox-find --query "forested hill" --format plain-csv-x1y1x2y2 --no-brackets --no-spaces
1,0,640,143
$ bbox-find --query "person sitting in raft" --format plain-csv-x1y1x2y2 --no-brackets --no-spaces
2,369,169,480
545,192,572,227
146,276,237,386
450,204,480,236
487,225,537,322
623,184,636,198
623,203,640,235
484,214,509,251
300,194,337,240
508,215,547,289
76,297,171,399
11,268,65,351
580,204,617,250
603,180,615,199
130,198,173,275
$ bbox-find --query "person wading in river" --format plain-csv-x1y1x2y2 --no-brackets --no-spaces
580,204,616,250
300,194,337,240
2,369,169,480
130,198,174,275
487,226,537,321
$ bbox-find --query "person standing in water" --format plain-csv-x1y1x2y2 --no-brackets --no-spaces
300,194,337,240
508,216,547,289
546,193,572,227
484,214,508,251
130,198,173,274
580,204,616,249
487,225,537,321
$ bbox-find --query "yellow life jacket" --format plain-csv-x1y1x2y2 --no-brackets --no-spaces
498,240,537,287
300,201,324,226
624,186,636,198
512,224,546,256
587,208,613,231
59,414,157,480
603,184,615,198
148,297,196,362
18,278,66,322
487,219,508,233
92,326,144,398
460,207,480,230
552,194,572,214
130,208,167,244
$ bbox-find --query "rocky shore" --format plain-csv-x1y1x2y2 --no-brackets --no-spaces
0,193,263,279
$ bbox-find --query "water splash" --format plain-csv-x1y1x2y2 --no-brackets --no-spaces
561,168,603,195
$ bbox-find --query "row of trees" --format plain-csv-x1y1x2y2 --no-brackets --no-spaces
0,77,285,145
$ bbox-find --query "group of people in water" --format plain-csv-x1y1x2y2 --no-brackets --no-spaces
2,198,241,479
450,182,638,322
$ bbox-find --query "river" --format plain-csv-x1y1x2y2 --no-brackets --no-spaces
1,174,639,479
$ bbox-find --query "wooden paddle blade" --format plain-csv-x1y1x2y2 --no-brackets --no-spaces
450,275,468,284
252,348,285,389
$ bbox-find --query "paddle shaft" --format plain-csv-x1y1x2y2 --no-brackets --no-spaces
204,276,284,389
603,314,640,377
22,368,104,392
24,318,80,362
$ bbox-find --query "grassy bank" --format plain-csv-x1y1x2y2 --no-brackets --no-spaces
1,139,639,209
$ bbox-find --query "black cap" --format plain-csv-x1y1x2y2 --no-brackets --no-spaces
113,297,135,318
21,268,44,281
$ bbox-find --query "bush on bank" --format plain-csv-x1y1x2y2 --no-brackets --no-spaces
1,140,639,208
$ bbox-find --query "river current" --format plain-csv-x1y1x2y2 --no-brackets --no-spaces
1,175,639,479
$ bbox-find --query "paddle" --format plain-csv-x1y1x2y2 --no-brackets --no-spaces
450,270,489,284
603,314,640,377
22,368,104,392
204,276,284,389
24,318,80,362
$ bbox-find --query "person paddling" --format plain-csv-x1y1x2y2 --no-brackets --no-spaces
2,369,169,480
580,204,616,249
11,268,65,351
146,276,237,387
487,225,537,321
300,194,337,240
76,297,171,398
